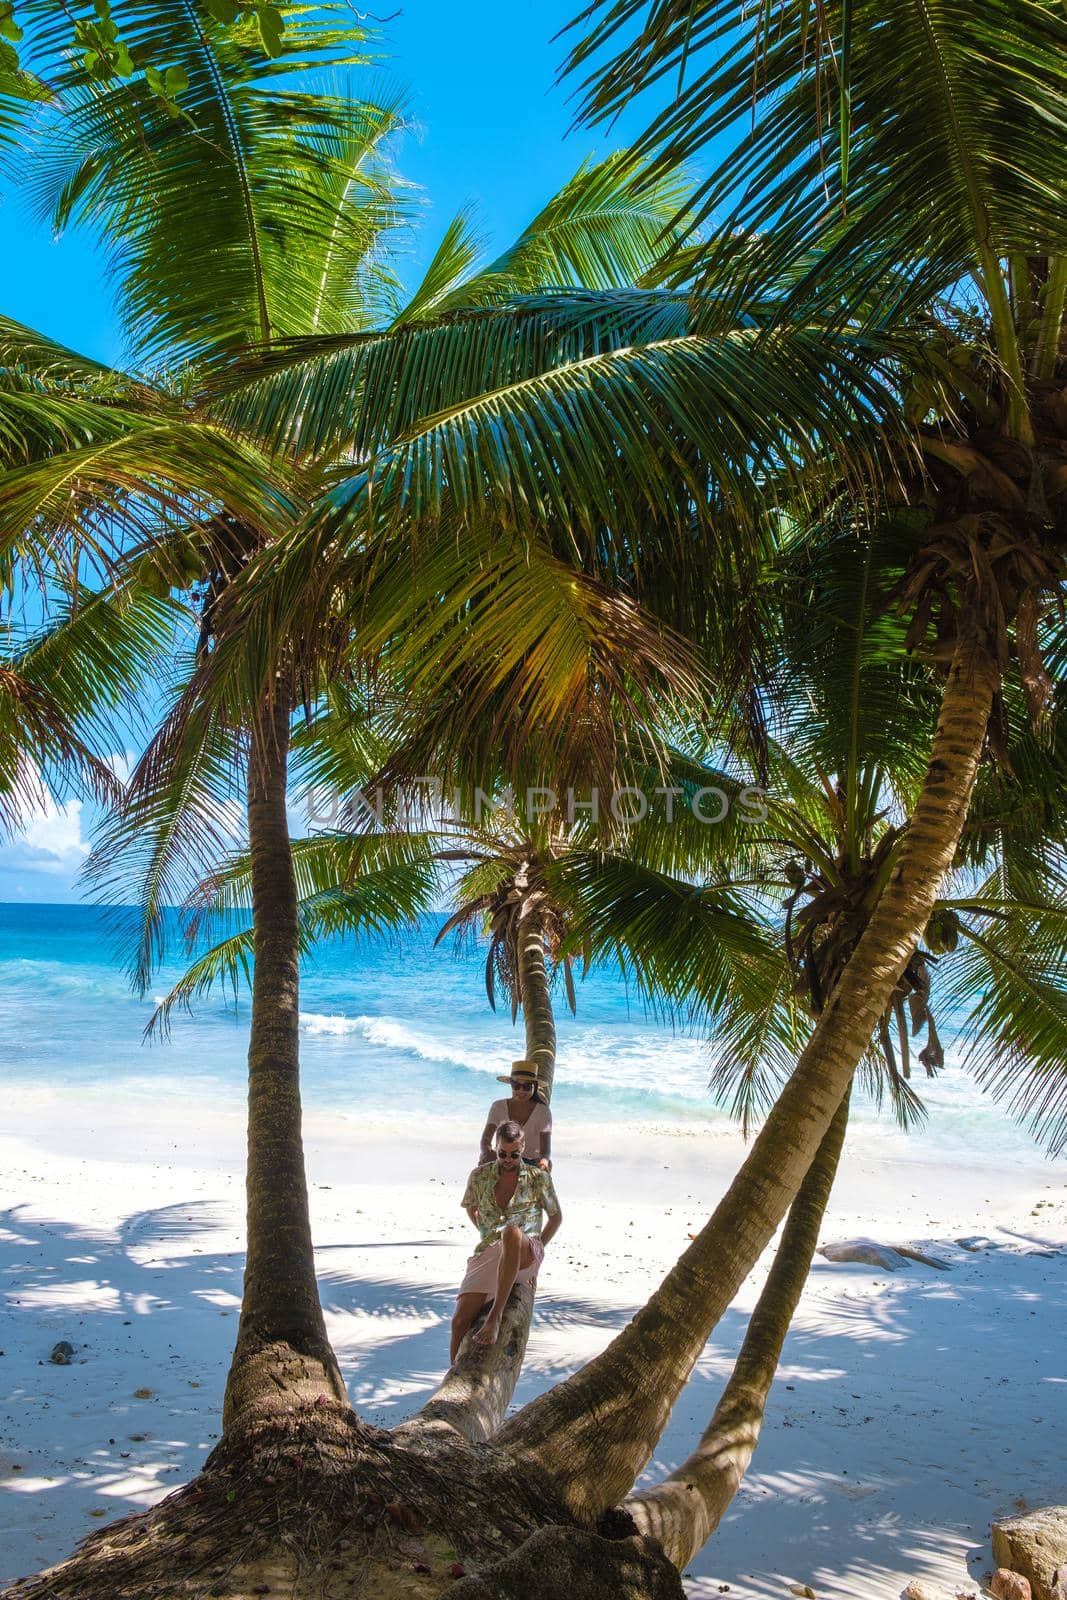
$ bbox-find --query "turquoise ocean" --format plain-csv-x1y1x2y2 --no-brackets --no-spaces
0,903,1056,1166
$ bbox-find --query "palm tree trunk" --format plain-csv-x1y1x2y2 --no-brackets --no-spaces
402,893,557,1442
497,629,997,1520
221,689,348,1440
624,1092,849,1568
518,895,557,1100
396,1282,536,1445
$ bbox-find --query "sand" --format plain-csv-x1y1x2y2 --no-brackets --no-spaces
0,1083,1064,1598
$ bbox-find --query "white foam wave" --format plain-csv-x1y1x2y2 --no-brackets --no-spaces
299,1011,486,1070
297,1008,713,1104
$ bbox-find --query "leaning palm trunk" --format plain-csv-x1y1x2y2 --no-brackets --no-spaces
517,895,558,1099
3,636,996,1600
397,1282,537,1444
221,690,348,1438
624,1092,850,1567
497,629,998,1519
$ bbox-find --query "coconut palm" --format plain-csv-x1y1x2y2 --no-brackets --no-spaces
3,0,730,1453
10,9,1067,1600
492,499,1067,1556
5,19,878,1597
556,0,1067,1055
435,11,1067,1536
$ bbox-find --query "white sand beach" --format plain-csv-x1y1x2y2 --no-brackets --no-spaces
0,1085,1063,1598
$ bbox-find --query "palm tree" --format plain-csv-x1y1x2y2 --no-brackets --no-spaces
4,0,722,1453
11,9,1067,1597
553,0,1067,1113
8,28,901,1598
558,520,1067,1565
487,505,1067,1536
445,11,1067,1530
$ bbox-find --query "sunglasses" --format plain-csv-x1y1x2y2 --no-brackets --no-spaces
496,1150,523,1161
509,1079,535,1089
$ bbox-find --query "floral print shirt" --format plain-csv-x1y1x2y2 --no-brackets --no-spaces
461,1161,560,1255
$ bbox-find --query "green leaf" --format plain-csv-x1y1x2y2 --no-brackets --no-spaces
564,0,1067,325
19,1,380,365
255,3,284,56
0,5,23,45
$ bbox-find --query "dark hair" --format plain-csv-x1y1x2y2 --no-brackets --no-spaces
496,1120,525,1145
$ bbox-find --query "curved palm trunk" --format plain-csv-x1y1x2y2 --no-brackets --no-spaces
397,1282,536,1444
518,895,557,1100
497,631,997,1520
222,691,348,1439
624,1092,849,1567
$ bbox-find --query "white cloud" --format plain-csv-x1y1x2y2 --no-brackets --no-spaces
0,791,90,875
105,749,137,785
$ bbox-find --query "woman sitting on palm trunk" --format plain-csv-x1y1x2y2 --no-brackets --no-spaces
478,1060,552,1168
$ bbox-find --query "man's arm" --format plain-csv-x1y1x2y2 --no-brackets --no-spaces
461,1170,483,1231
540,1206,562,1248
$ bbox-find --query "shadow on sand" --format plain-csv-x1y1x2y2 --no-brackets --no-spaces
1,1201,1065,1598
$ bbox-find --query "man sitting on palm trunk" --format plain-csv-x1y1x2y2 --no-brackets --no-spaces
451,1120,562,1360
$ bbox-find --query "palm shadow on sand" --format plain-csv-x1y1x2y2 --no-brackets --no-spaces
0,1202,1064,1597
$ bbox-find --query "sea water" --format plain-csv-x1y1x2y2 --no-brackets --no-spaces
0,903,1054,1166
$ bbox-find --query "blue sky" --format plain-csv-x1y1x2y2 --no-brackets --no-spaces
2,0,658,366
0,0,663,901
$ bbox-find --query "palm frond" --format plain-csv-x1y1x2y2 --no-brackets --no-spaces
86,683,247,991
389,209,487,325
565,0,1067,323
210,285,695,460
151,839,439,1034
937,896,1067,1155
20,0,379,363
549,849,777,1029
707,958,807,1136
430,150,695,309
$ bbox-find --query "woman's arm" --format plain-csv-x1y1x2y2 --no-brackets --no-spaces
538,1129,552,1170
477,1119,497,1165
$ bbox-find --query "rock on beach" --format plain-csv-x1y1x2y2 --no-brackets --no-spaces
992,1509,1067,1600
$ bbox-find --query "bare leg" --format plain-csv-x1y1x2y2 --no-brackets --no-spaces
475,1225,534,1348
450,1291,489,1363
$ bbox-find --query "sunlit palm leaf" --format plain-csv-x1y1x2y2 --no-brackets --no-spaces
564,0,1067,321
87,685,248,990
150,845,439,1033
937,896,1067,1154
20,0,379,363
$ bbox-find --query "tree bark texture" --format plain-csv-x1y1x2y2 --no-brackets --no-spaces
497,632,998,1521
445,1526,686,1600
397,1282,536,1444
517,897,557,1101
222,689,348,1438
624,1091,850,1568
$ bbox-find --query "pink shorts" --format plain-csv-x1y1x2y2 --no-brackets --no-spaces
459,1235,544,1298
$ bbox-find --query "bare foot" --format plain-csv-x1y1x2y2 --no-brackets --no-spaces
474,1313,502,1347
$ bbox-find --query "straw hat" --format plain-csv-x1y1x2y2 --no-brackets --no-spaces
497,1058,540,1084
